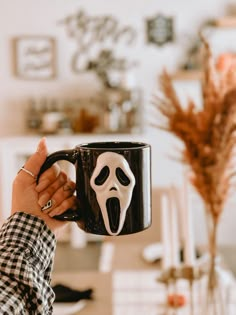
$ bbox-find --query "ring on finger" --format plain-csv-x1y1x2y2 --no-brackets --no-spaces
41,199,54,211
18,166,37,180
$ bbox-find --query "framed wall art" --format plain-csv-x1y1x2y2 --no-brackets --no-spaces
12,36,57,80
146,14,174,47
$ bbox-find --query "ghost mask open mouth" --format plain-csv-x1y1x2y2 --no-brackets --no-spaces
90,152,136,236
106,197,120,233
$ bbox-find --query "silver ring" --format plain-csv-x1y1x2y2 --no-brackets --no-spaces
19,166,37,180
41,199,53,211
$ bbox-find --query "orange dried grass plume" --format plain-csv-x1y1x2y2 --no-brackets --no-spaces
152,35,236,222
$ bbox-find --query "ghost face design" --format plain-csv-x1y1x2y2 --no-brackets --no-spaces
90,152,136,236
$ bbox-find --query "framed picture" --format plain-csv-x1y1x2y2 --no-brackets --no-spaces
12,36,56,80
146,14,174,46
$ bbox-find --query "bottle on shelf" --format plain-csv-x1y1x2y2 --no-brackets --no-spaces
25,98,41,133
40,98,64,135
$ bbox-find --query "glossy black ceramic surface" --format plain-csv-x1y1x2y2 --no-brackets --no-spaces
38,142,152,236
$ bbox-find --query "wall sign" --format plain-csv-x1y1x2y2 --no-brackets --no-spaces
58,9,137,76
146,14,174,46
12,36,56,80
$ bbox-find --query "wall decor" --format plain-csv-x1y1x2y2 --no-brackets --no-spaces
146,14,174,46
12,36,56,80
58,9,137,84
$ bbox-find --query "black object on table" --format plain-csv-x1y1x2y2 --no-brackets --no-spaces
52,284,94,303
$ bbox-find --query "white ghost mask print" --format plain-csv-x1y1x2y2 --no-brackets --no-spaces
90,152,136,235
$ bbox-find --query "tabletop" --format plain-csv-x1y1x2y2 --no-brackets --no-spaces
52,240,236,315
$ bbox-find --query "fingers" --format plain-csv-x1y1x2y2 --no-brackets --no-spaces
40,179,76,215
13,137,80,235
17,138,48,184
26,137,48,176
37,172,67,207
36,164,62,194
47,195,77,218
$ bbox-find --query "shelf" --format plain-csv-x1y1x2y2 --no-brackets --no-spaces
213,16,236,28
171,16,236,82
171,70,203,81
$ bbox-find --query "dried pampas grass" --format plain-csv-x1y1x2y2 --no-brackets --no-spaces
151,35,236,223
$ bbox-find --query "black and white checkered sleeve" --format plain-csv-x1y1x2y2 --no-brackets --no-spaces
0,212,56,314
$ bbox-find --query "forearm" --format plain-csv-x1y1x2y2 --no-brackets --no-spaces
0,212,56,314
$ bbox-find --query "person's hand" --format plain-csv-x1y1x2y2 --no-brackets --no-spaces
11,138,77,235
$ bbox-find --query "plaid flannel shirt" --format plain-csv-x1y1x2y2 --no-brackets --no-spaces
0,212,56,314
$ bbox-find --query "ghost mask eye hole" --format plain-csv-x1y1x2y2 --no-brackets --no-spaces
116,167,130,186
95,166,110,185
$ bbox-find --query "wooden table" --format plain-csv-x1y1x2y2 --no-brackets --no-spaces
51,240,161,315
52,240,236,315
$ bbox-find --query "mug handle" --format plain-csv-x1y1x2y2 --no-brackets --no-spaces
37,149,81,221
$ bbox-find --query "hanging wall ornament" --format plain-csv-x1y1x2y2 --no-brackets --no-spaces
146,13,174,46
58,9,137,77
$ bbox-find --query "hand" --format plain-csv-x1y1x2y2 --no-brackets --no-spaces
11,138,77,235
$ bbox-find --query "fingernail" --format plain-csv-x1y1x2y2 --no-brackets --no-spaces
36,137,47,154
63,182,75,192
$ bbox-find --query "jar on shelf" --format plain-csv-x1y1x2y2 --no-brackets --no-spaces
25,98,42,133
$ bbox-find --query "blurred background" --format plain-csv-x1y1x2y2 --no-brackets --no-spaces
0,1,236,313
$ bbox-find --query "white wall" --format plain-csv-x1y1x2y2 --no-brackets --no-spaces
0,0,229,183
1,0,235,245
0,0,228,137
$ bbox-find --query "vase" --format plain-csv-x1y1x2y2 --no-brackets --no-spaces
201,211,233,315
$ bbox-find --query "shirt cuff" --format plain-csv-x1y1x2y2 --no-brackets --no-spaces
0,212,56,271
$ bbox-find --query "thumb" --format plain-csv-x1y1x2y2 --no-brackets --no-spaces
23,137,48,178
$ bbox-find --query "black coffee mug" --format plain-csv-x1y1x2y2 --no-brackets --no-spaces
38,141,152,236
